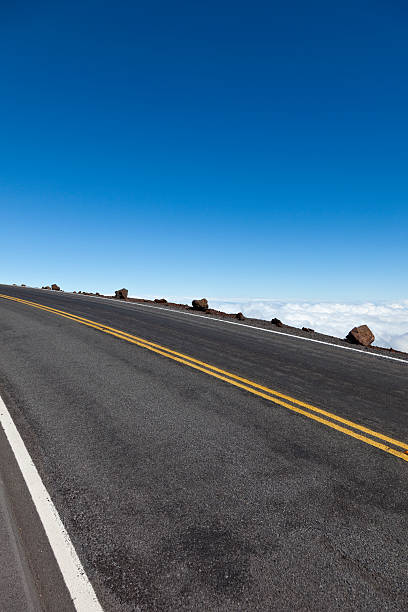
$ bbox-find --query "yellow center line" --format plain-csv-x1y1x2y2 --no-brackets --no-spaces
1,293,407,463
3,294,408,451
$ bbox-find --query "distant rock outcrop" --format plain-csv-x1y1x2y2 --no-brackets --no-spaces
236,312,245,321
115,288,128,300
271,317,283,327
192,298,208,311
42,285,51,290
346,325,375,346
51,284,60,291
302,327,314,332
154,298,168,304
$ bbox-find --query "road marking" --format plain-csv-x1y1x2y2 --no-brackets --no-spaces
60,290,408,365
1,294,408,463
0,394,103,611
4,294,408,451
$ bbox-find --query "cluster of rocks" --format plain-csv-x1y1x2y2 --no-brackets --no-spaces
189,300,375,347
191,298,247,321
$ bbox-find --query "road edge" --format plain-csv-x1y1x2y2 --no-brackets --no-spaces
0,393,103,612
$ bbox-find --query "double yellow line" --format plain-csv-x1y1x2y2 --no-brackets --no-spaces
1,293,408,463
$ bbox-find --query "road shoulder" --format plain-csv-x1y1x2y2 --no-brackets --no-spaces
0,391,75,611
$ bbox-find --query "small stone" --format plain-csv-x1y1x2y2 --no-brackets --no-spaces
192,298,208,311
115,288,128,300
271,317,283,327
51,284,60,291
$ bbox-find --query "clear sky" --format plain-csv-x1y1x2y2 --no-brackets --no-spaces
1,1,407,300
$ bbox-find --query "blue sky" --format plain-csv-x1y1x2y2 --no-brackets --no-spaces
1,1,407,300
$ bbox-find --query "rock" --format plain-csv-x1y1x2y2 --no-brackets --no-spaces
271,317,283,327
154,298,168,304
96,292,100,296
21,284,26,287
51,284,60,291
192,298,208,311
115,288,128,300
236,312,245,321
346,325,375,347
302,327,314,332
42,285,51,290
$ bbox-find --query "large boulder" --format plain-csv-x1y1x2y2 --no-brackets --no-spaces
346,325,375,347
192,298,208,311
51,284,60,291
115,288,128,300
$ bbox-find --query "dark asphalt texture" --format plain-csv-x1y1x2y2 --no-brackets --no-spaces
0,415,74,611
0,284,407,611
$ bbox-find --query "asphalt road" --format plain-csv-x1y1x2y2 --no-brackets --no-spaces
0,284,407,611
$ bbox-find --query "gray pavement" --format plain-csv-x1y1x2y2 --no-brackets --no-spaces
0,470,39,612
0,284,407,610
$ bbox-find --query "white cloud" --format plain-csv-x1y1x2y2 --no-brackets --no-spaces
392,332,408,352
157,296,408,351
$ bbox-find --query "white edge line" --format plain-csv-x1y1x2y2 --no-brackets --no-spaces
0,394,103,611
66,292,408,365
6,287,408,365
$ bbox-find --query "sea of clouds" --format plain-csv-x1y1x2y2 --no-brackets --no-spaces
158,297,408,352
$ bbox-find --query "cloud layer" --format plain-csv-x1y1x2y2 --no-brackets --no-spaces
159,296,408,352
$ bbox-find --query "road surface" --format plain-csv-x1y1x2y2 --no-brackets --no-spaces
0,284,407,610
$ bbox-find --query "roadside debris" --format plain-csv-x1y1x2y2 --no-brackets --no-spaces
115,288,128,300
346,325,375,346
271,317,283,327
192,298,208,311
